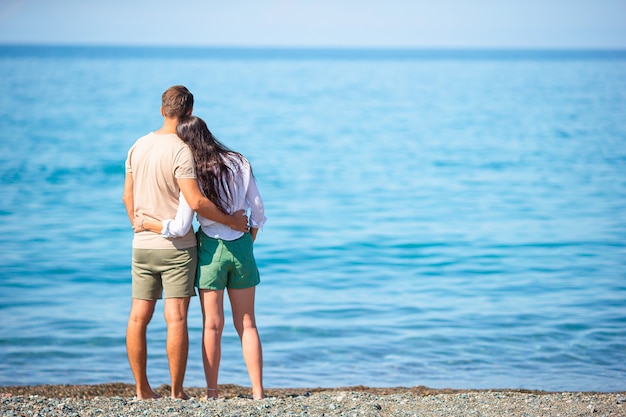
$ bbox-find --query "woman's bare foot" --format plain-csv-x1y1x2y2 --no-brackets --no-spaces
205,388,218,400
171,391,189,400
252,388,265,400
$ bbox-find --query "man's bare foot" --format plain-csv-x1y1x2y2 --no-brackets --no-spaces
136,390,161,400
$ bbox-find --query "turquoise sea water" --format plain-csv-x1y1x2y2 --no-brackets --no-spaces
0,46,625,392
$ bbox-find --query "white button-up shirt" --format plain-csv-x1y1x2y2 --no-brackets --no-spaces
161,156,266,241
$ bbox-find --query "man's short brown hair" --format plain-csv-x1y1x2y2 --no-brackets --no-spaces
162,85,194,119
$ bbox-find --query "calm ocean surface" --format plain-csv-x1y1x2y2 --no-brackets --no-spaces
0,46,625,392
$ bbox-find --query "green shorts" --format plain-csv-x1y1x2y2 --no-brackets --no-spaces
196,230,260,290
131,247,197,300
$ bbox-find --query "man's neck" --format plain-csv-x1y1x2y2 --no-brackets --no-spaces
154,117,178,135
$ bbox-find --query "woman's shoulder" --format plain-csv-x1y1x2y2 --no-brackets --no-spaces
224,152,250,170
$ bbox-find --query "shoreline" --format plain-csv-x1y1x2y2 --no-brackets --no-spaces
1,382,624,398
0,383,531,399
1,384,625,417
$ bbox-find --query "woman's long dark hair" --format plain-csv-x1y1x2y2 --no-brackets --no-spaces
176,116,245,214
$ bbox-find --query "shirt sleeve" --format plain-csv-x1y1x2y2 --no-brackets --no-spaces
173,143,196,179
246,171,267,229
161,191,195,238
125,147,133,173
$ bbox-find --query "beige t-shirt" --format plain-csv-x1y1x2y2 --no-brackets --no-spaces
125,132,197,249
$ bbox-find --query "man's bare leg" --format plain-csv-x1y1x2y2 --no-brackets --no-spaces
199,289,225,399
164,296,191,399
126,298,160,399
228,287,264,399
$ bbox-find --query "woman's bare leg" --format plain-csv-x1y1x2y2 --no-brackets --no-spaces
228,287,264,399
199,289,224,399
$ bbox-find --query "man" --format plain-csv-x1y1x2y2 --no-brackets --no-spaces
122,85,248,399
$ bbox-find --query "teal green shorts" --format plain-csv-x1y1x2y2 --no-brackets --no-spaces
131,247,197,300
196,229,260,290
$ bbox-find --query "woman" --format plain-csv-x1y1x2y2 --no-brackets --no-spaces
135,116,266,400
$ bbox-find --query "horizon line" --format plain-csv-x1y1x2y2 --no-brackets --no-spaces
1,42,626,52
2,43,625,61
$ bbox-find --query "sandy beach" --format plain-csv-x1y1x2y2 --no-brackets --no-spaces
1,384,624,416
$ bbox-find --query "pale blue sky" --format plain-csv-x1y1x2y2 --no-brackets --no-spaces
1,0,625,48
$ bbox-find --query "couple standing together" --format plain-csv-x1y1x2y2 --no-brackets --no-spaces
122,85,266,400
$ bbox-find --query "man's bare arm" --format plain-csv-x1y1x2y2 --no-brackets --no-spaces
177,178,249,232
122,172,134,225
